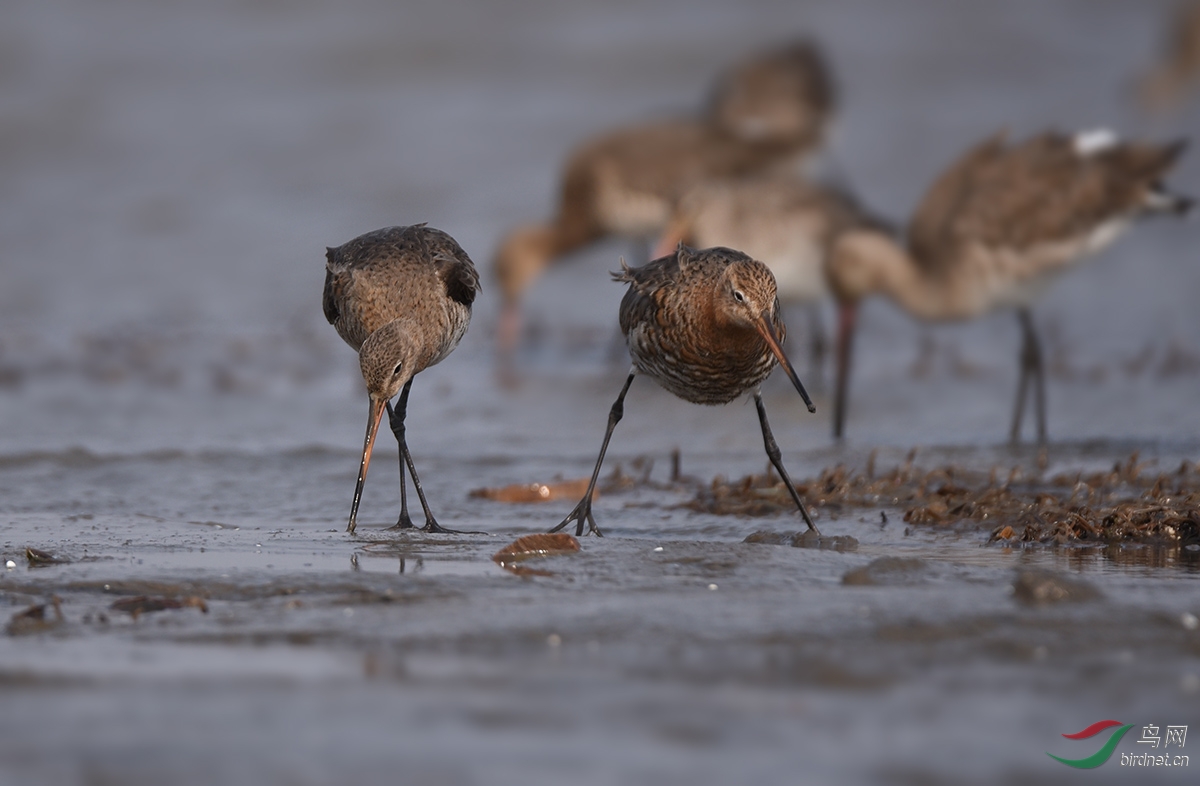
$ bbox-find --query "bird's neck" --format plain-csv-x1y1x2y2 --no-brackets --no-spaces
376,317,441,373
832,229,960,320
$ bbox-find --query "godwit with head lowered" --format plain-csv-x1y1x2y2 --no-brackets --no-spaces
705,39,836,149
323,224,480,534
654,172,889,383
825,130,1191,442
494,39,836,356
551,245,821,537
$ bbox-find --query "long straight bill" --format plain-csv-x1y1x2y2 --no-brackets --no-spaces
756,314,816,413
347,396,387,533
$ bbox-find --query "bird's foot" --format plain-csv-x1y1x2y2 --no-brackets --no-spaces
388,512,416,530
549,498,604,537
420,517,485,535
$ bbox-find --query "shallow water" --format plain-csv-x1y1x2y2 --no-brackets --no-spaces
2,0,1199,784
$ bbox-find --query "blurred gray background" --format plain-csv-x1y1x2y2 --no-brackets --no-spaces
1,0,1196,454
0,2,1197,785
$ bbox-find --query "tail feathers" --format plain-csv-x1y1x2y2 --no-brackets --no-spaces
1146,183,1194,215
611,257,634,283
1138,138,1189,180
1137,139,1191,216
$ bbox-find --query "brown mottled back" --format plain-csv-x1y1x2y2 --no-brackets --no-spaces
672,173,892,258
323,224,479,367
909,132,1187,275
553,118,821,249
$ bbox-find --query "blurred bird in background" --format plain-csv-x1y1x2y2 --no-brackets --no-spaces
493,39,836,363
825,130,1191,443
1138,0,1200,112
653,172,890,388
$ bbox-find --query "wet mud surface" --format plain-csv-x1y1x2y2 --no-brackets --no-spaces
3,0,1200,783
2,444,1198,785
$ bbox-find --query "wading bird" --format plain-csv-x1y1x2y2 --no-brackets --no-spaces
825,130,1191,442
552,245,821,537
654,172,889,384
323,224,480,533
494,40,836,358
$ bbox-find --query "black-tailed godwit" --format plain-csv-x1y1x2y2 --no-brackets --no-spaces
825,130,1191,442
551,245,820,536
654,172,889,382
323,224,480,533
494,40,837,357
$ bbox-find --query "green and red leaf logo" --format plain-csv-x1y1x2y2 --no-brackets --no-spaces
1048,720,1135,769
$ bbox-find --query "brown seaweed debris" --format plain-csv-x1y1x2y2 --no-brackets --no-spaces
470,478,592,503
492,533,580,577
110,595,208,619
493,533,581,560
681,467,804,518
473,452,693,506
683,453,1200,545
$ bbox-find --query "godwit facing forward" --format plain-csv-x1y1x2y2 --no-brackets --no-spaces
323,224,480,534
654,172,889,382
825,130,1191,442
552,245,821,537
494,40,836,357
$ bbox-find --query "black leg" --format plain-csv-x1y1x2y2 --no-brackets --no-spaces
386,379,480,535
1009,309,1046,444
551,371,636,537
754,392,820,534
400,442,449,533
386,399,415,530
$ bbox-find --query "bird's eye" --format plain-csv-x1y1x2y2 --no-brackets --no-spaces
733,289,745,303
392,363,403,376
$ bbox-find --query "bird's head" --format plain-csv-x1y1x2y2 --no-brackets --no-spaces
707,40,834,147
716,257,783,332
344,320,424,533
715,254,815,412
359,320,421,405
